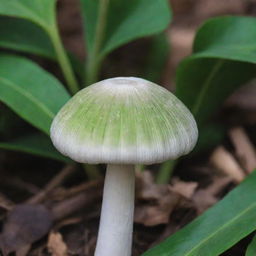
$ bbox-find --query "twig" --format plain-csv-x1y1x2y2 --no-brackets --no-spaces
192,176,233,213
149,208,195,248
205,176,233,195
27,165,77,204
229,126,256,173
0,176,40,195
210,146,245,183
52,179,103,200
0,192,14,211
51,180,103,221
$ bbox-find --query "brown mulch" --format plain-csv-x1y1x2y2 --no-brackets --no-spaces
0,0,256,255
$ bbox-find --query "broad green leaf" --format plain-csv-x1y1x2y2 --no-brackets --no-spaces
144,33,170,82
194,16,256,63
246,235,256,256
0,0,56,29
80,0,171,57
0,54,70,134
0,16,83,76
177,59,255,126
191,124,225,154
0,17,55,59
143,171,256,256
0,133,70,162
0,0,80,94
176,16,256,126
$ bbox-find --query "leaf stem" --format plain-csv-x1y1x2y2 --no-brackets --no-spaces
156,159,177,184
83,164,102,180
48,25,80,94
85,0,110,85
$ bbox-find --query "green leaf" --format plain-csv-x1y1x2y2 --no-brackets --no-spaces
0,0,56,29
0,0,80,94
177,59,255,126
176,16,256,126
81,0,171,57
143,171,256,256
246,235,256,256
0,16,56,59
0,133,70,162
0,54,70,134
191,123,225,154
0,16,82,76
143,33,170,83
194,16,256,63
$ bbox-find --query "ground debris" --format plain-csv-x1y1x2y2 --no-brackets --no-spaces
0,174,102,256
47,232,68,256
51,180,103,221
0,204,53,255
193,176,233,213
170,178,198,199
27,164,77,204
226,81,256,110
135,171,181,226
210,146,246,183
0,192,14,211
229,126,256,173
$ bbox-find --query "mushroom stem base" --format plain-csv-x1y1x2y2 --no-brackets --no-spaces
94,164,135,256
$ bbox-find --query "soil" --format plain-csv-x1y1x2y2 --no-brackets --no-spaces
0,0,256,255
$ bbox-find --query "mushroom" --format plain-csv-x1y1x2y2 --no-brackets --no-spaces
50,77,198,256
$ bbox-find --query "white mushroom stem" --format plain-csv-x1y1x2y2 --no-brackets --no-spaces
94,164,135,256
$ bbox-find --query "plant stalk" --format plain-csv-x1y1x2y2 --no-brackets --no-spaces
83,164,101,180
85,0,110,85
156,159,177,184
95,164,135,256
48,25,80,94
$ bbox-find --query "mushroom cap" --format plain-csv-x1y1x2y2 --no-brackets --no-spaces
50,77,198,164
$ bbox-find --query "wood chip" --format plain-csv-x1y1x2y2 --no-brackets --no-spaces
170,178,198,199
229,126,256,173
135,172,181,226
210,146,245,183
47,232,68,256
193,176,232,213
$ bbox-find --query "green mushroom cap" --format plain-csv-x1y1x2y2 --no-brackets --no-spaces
50,77,198,164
